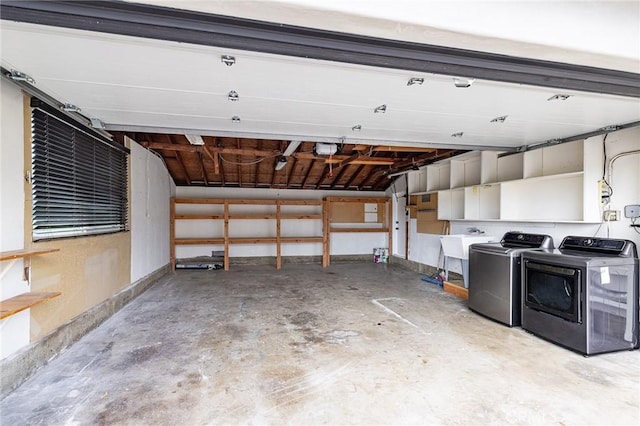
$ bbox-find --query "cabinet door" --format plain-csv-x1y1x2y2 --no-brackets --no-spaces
500,174,584,221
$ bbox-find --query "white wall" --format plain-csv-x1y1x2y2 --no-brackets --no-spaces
393,127,640,274
174,186,387,259
129,139,174,281
0,80,29,359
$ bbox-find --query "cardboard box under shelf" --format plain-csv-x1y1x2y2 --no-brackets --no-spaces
414,193,447,234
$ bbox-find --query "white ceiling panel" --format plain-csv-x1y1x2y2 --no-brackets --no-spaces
1,20,639,150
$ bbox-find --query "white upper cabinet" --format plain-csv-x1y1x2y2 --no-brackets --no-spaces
415,137,602,223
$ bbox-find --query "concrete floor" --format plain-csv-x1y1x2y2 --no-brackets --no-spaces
1,263,639,425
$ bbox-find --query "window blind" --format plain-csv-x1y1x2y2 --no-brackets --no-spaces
31,99,128,240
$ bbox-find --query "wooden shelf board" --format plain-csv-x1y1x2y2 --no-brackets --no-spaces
324,197,389,203
0,248,60,262
227,199,278,205
280,237,323,243
175,214,224,220
228,237,277,244
229,214,277,219
173,198,226,204
330,228,389,233
280,214,323,220
0,292,61,320
175,238,225,245
278,200,322,206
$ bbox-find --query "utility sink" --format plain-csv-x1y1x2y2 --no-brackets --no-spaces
440,234,496,260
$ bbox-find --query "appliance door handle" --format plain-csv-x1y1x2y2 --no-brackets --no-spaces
470,247,509,256
526,261,577,276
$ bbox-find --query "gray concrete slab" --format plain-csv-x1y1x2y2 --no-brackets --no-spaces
1,263,639,425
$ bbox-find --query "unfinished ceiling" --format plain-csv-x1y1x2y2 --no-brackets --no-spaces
1,1,639,191
111,133,462,190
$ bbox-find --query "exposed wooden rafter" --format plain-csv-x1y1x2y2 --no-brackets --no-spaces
118,133,465,191
167,135,191,185
352,145,437,153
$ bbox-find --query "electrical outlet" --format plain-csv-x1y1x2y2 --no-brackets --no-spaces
624,204,640,218
598,179,610,205
603,210,619,221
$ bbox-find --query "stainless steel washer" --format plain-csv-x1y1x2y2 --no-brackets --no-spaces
468,232,554,326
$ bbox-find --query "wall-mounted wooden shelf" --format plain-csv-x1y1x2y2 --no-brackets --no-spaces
0,248,59,262
0,292,61,320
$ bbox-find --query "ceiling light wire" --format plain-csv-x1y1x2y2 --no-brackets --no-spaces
218,153,266,165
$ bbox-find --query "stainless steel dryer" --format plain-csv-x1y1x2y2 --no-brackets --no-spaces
521,236,639,355
469,232,554,326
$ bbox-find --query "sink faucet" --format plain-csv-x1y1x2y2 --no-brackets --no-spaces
467,227,485,234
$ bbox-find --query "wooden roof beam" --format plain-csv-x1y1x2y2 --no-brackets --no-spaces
167,135,191,185
352,145,437,153
293,152,394,165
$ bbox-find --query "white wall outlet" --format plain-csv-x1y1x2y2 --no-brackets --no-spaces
603,210,619,221
624,204,640,218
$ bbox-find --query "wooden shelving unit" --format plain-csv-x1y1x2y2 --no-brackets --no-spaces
1,248,61,320
323,196,392,267
171,198,324,271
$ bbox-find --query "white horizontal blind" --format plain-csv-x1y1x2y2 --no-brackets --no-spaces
31,102,128,240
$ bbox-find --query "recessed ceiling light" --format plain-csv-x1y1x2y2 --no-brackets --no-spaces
61,103,81,113
352,124,362,131
490,115,508,123
453,77,474,88
407,77,424,86
451,132,464,138
228,90,239,101
374,104,387,114
231,116,241,123
6,69,35,84
221,55,236,66
185,134,204,145
547,94,571,101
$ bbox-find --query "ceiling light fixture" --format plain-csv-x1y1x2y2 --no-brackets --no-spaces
185,134,204,145
314,143,338,156
453,77,474,88
61,103,81,113
231,116,241,123
275,156,288,171
228,90,239,101
374,104,387,114
352,124,362,131
451,132,464,138
221,55,236,66
407,77,424,86
547,94,571,101
490,115,508,123
6,69,35,84
282,140,302,157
